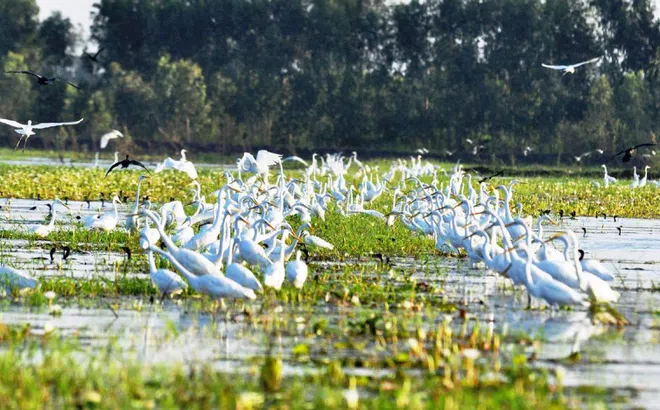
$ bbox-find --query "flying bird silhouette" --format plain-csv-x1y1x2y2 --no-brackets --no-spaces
611,143,657,163
84,47,104,63
478,170,503,184
5,70,81,89
105,155,150,177
542,57,600,75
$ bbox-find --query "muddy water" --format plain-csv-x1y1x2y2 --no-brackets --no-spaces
0,203,659,406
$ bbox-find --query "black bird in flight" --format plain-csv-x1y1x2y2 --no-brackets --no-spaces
5,70,81,90
478,170,503,184
84,47,104,63
105,155,150,177
611,143,656,163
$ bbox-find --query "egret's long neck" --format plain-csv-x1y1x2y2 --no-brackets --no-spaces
144,210,178,253
150,246,195,283
147,249,157,273
133,180,143,210
226,237,234,265
49,206,58,227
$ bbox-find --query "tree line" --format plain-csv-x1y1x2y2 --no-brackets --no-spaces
0,0,659,164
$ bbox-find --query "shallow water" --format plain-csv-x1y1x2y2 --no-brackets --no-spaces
0,202,659,407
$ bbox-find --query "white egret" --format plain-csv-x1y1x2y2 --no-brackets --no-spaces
148,245,256,300
239,150,282,175
99,130,123,149
285,250,308,289
542,57,600,75
521,250,588,307
146,245,187,296
224,237,263,292
139,209,223,277
154,149,198,180
299,230,334,250
264,230,289,290
640,165,651,187
126,175,149,231
87,196,122,231
601,165,616,188
28,198,69,238
0,117,83,150
574,152,591,162
577,250,614,282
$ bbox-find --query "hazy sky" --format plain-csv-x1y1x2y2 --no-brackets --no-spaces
38,0,660,41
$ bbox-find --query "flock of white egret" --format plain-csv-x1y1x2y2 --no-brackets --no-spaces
598,164,658,188
0,149,622,310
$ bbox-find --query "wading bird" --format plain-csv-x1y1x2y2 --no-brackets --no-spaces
99,130,123,149
145,243,188,297
105,155,150,177
5,70,81,89
611,143,657,163
541,57,600,75
28,198,69,238
0,118,84,150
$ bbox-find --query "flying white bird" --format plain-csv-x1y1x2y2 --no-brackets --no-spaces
574,151,591,162
99,130,123,149
542,57,600,75
239,150,282,175
0,118,83,150
523,146,533,157
154,149,198,180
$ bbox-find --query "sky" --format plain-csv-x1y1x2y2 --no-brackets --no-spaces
38,0,660,41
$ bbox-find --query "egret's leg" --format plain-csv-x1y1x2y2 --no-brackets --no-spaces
14,135,24,150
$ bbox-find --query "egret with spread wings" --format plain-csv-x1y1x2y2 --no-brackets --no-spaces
105,155,150,177
99,130,123,149
239,150,283,175
542,57,600,75
0,118,84,150
5,70,81,89
611,143,657,163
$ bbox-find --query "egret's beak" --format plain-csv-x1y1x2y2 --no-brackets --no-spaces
544,232,564,243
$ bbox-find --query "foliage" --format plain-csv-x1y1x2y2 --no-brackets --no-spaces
0,0,659,162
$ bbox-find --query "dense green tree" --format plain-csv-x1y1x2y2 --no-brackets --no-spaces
38,12,76,66
0,0,39,56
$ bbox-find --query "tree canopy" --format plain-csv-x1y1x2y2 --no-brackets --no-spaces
0,0,659,163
